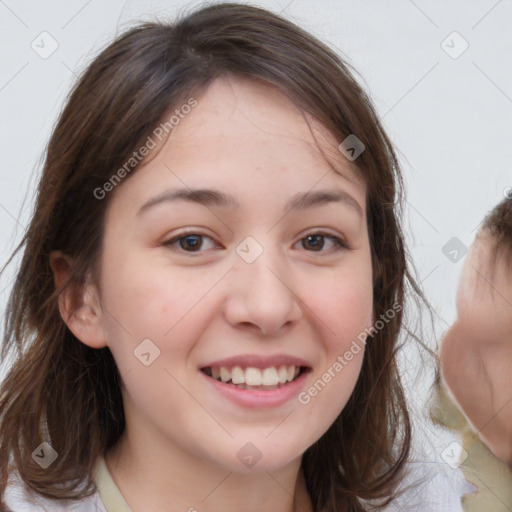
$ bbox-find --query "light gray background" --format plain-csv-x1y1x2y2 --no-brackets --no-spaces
0,0,511,500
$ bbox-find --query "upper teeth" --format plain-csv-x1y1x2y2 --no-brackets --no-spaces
210,366,300,386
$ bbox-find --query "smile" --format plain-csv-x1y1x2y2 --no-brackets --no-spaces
201,365,305,390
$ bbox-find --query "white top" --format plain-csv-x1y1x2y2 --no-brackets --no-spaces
2,456,132,512
2,456,474,511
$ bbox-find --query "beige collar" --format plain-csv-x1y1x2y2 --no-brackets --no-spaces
92,456,133,512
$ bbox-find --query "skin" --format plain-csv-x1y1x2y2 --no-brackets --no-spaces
51,75,374,512
440,234,512,467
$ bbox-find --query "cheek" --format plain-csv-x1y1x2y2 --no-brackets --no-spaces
100,250,214,338
325,280,372,329
308,276,370,381
97,259,210,422
310,259,374,348
296,260,373,416
98,248,233,391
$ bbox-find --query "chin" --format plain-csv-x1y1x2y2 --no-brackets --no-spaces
209,438,307,474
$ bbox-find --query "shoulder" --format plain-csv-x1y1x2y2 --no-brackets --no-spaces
381,456,476,512
1,469,107,512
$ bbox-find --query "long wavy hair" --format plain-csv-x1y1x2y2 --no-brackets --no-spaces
0,3,424,510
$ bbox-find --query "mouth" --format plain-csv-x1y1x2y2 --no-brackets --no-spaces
200,365,310,391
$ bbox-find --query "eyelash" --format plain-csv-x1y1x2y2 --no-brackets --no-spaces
162,230,350,255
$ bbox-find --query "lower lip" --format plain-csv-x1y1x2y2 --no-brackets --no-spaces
200,370,309,409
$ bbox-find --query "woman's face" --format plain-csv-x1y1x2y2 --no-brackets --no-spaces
94,76,373,472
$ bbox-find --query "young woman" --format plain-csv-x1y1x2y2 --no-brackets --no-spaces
0,2,460,511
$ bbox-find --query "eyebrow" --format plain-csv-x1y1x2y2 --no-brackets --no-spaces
137,188,363,217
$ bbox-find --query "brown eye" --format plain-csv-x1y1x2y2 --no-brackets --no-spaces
178,235,203,251
302,235,324,251
163,233,218,253
298,233,348,253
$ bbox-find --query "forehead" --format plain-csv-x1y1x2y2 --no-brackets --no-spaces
163,75,365,185
111,75,368,219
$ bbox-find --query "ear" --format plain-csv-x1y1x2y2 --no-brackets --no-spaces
49,250,108,349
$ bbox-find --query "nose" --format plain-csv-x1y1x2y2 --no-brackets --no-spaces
223,248,303,336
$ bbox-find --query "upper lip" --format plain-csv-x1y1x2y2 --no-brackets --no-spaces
200,354,312,370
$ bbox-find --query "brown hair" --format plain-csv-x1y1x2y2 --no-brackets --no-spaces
1,3,424,510
480,195,512,271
